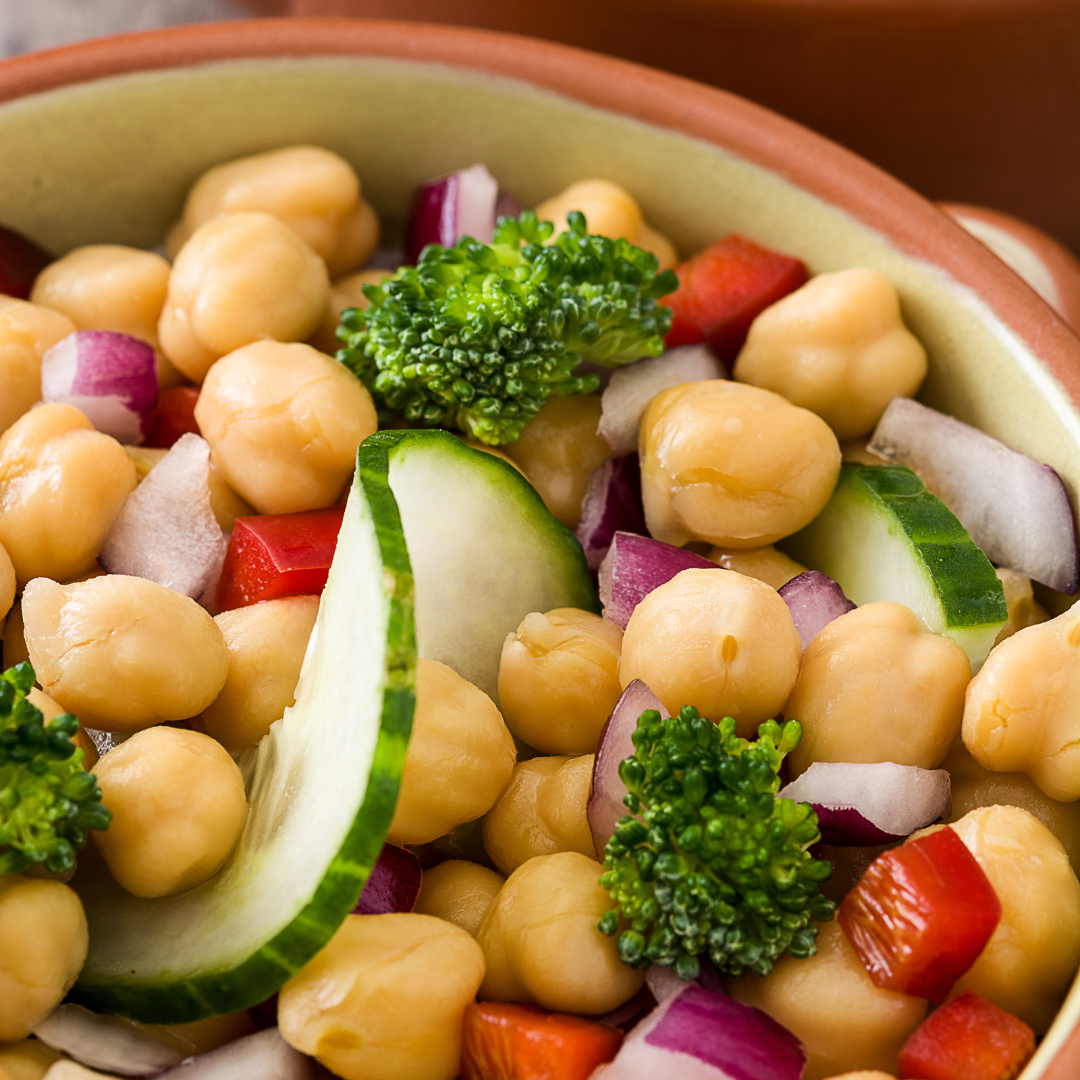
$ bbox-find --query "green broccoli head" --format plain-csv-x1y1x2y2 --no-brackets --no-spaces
337,211,679,445
0,661,111,875
598,706,836,981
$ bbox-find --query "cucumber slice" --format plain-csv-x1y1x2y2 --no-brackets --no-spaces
375,429,598,700
70,440,416,1022
783,464,1006,668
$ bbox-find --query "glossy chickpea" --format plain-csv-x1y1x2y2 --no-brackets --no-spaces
620,568,802,737
0,877,88,1041
498,608,622,754
707,545,807,589
91,726,248,898
198,596,319,749
158,212,329,383
478,851,643,1014
414,860,505,938
483,755,596,874
640,380,841,548
309,268,391,354
22,575,230,732
388,659,516,846
279,913,484,1080
0,540,14,623
0,296,76,434
731,920,926,1080
992,568,1048,646
0,404,136,586
733,269,928,441
787,602,970,776
167,146,379,277
963,606,1080,801
0,1038,62,1079
501,395,610,529
195,340,376,514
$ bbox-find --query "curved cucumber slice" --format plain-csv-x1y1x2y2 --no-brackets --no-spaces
71,442,416,1021
783,464,1006,668
376,429,597,700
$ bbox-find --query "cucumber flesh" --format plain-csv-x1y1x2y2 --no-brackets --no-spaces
783,464,1006,668
71,441,416,1022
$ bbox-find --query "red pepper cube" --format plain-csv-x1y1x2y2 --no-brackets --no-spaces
0,224,51,300
144,386,201,448
461,1001,623,1080
215,506,345,612
838,826,1001,1002
661,234,808,364
898,990,1035,1080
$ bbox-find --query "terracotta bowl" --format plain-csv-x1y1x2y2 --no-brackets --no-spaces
0,18,1078,1076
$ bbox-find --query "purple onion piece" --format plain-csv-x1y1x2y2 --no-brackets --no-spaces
494,190,523,221
406,164,499,263
778,570,856,649
352,843,422,915
812,805,903,847
576,455,647,571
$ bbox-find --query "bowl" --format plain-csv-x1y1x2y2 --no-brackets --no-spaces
0,17,1077,1077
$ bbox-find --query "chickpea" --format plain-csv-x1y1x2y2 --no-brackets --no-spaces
707,544,807,589
731,921,926,1080
498,608,622,754
963,606,1080,801
279,913,484,1080
0,296,76,435
992,567,1047,646
501,395,610,529
22,575,230,732
194,340,376,515
414,860,505,938
0,404,136,586
944,805,1080,1034
620,568,802,737
91,726,248,898
478,851,643,1014
198,596,319,749
0,1038,62,1080
484,755,596,874
388,659,516,846
167,146,379,277
840,439,886,466
640,380,841,548
0,540,13,623
733,269,928,441
309,268,391,354
0,877,88,1041
534,180,677,270
158,212,329,383
787,602,970,776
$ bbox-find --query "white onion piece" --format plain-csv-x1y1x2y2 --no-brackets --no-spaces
779,761,951,846
34,1004,184,1076
869,396,1080,592
598,346,725,455
778,570,856,649
588,679,670,855
44,1064,120,1080
594,984,805,1080
154,1030,322,1080
406,164,499,261
41,331,158,444
576,455,647,570
99,433,227,598
646,965,698,1004
599,531,719,630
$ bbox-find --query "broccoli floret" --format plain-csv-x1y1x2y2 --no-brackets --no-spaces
0,662,111,875
337,211,678,445
598,706,836,980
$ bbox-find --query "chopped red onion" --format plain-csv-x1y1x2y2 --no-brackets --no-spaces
778,571,856,649
41,330,158,444
99,433,227,598
576,455,647,570
599,531,719,630
647,965,697,1004
594,984,806,1080
154,1029,324,1080
588,679,670,856
494,190,523,221
600,986,658,1033
352,843,422,915
779,761,952,846
869,396,1080,592
598,346,725,456
406,164,499,263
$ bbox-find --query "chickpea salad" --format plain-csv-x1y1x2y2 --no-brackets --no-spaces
0,149,1078,1080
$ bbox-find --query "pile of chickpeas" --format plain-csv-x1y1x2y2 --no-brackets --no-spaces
1,145,1079,1080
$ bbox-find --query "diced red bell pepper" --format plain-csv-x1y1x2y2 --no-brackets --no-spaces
461,1002,623,1080
0,224,51,300
898,990,1035,1080
838,826,1001,1002
352,844,422,916
215,506,345,612
661,234,807,363
144,386,201,448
